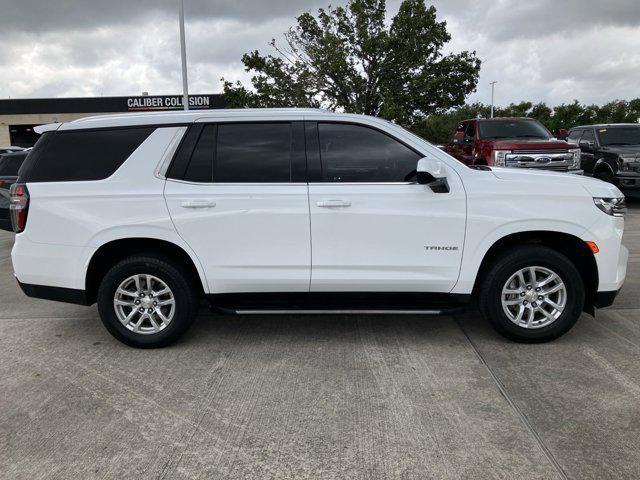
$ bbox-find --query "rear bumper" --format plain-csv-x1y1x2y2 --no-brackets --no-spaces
16,279,91,306
594,289,620,309
11,234,93,290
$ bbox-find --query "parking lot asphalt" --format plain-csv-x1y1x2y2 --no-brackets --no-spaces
1,202,639,480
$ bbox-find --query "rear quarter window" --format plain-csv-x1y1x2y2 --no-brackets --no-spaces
21,127,154,182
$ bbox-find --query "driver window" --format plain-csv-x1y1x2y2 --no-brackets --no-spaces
581,129,595,143
567,129,582,144
464,123,475,142
453,123,466,143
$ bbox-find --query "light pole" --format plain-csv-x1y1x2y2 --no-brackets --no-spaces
178,0,189,111
489,81,497,118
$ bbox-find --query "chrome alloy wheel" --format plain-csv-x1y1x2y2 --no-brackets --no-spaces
113,274,175,335
501,266,567,329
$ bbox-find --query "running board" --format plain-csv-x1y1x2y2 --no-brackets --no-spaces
234,309,447,315
207,292,471,316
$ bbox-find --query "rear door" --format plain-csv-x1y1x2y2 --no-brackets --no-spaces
307,121,466,293
164,121,311,294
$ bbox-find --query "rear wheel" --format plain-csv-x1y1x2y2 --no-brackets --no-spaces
478,246,584,343
97,255,199,348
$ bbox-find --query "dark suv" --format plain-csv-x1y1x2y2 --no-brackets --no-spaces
567,124,640,197
0,150,29,231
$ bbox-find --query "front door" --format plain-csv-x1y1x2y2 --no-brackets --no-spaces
164,122,311,293
578,128,597,174
461,122,476,165
307,122,466,293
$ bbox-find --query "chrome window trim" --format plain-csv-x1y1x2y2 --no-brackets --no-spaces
165,178,307,186
154,126,188,179
308,182,417,186
165,179,418,186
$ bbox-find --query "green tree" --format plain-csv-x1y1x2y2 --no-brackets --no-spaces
411,102,490,145
222,0,481,125
410,98,640,144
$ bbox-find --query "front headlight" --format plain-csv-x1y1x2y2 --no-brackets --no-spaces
492,150,510,167
569,148,581,169
619,154,640,172
593,197,626,217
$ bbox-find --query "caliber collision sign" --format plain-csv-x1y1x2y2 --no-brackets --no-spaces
126,95,213,111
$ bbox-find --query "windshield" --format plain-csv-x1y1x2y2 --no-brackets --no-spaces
596,127,640,146
478,120,551,140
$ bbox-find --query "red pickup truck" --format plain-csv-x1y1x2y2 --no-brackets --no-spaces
442,117,582,173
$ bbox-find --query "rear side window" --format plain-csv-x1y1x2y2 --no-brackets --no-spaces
215,123,291,182
169,123,293,183
22,127,153,182
184,125,215,182
318,123,421,182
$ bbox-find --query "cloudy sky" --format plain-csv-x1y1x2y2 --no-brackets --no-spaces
0,0,639,107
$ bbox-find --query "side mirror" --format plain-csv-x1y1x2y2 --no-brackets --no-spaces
417,158,449,193
580,140,595,150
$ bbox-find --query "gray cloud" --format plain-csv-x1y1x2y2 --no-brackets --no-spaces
0,0,326,32
0,0,639,107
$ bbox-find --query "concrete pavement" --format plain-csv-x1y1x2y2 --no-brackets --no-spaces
0,202,639,479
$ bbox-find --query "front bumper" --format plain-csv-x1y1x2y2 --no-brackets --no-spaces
615,174,640,197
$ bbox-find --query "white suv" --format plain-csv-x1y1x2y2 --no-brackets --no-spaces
10,109,628,347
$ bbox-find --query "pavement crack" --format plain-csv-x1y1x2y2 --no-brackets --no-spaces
455,319,568,480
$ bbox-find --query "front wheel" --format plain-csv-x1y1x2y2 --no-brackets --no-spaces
97,255,200,348
594,169,614,184
478,246,585,343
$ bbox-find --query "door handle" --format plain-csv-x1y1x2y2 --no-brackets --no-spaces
316,199,351,208
181,200,216,209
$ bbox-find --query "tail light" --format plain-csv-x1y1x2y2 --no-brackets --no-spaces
0,180,4,187
9,183,29,233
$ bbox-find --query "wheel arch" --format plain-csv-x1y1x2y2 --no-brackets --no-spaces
593,159,616,176
471,231,598,313
85,238,207,305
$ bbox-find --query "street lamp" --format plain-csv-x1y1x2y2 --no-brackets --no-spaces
178,0,189,111
489,81,497,118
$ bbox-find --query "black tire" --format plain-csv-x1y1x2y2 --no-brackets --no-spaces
97,255,200,348
478,245,585,343
594,169,614,184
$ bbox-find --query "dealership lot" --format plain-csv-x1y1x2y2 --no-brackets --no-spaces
0,202,638,479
